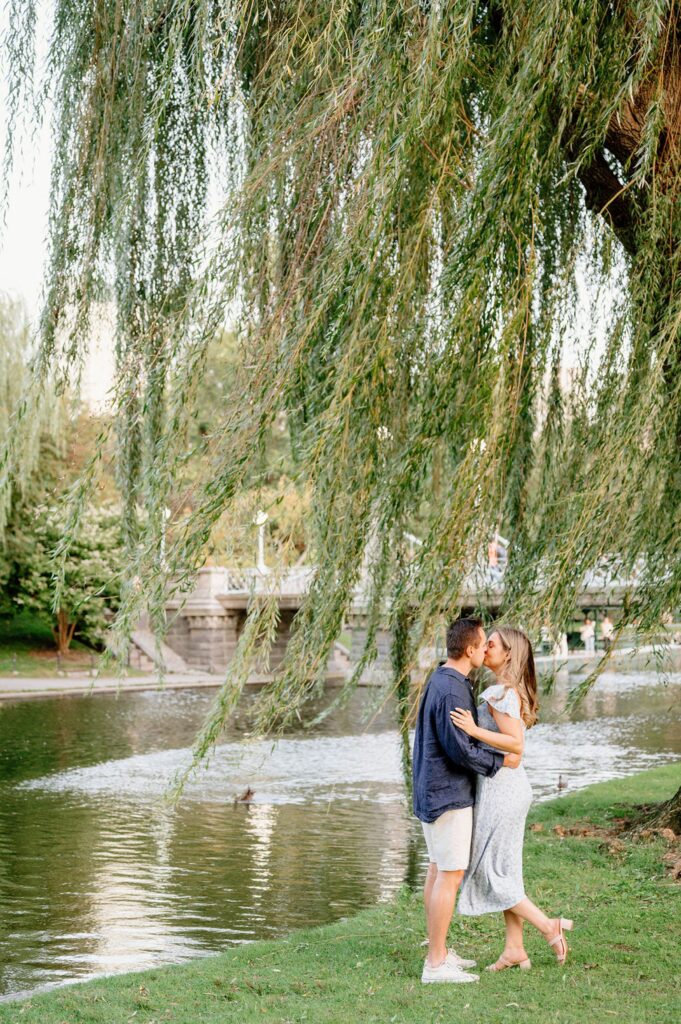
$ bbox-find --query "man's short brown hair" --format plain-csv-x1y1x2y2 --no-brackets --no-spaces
446,617,484,658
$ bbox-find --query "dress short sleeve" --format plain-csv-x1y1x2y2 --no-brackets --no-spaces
480,684,522,719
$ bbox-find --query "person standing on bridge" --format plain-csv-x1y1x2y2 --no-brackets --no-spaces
580,616,596,655
600,614,615,652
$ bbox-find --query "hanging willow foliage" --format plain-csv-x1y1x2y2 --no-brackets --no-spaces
0,296,66,526
2,3,680,752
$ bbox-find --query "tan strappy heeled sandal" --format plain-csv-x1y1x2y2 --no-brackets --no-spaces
547,918,574,965
486,954,532,972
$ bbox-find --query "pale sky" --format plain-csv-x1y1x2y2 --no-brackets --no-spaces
0,0,119,411
0,111,51,320
0,0,53,321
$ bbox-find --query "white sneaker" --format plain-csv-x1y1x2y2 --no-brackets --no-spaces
419,941,476,970
421,959,479,984
446,948,477,970
419,937,477,962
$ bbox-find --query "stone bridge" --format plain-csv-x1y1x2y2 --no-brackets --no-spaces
153,562,637,680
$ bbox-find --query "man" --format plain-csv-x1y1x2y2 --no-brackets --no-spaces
412,617,521,984
580,616,595,654
600,613,614,651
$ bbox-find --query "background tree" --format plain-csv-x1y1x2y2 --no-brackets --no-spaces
0,296,124,652
4,502,124,654
1,3,679,760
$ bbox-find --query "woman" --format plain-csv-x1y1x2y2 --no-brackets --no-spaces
450,626,573,970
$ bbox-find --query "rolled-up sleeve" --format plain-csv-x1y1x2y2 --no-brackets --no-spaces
435,693,503,777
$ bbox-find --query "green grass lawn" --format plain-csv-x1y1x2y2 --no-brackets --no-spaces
0,611,130,677
1,764,679,1024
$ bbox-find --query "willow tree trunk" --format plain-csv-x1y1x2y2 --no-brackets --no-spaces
570,3,680,261
646,786,681,835
53,609,77,655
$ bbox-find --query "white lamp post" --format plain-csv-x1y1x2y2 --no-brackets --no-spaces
160,506,171,570
253,509,269,574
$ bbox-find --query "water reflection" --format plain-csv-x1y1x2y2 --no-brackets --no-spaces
0,664,679,999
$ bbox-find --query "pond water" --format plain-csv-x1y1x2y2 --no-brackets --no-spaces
0,655,679,999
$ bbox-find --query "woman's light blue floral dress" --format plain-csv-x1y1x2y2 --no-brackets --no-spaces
457,683,533,915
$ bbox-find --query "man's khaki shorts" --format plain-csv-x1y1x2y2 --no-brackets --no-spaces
421,805,473,871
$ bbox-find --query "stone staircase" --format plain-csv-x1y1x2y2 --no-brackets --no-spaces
129,628,188,674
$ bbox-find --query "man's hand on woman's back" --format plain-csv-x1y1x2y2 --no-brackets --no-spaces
503,753,522,769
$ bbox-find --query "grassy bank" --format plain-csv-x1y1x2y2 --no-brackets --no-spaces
0,612,97,677
2,764,679,1024
0,612,145,678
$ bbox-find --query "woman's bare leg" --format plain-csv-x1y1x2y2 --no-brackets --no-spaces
510,897,562,942
501,909,527,960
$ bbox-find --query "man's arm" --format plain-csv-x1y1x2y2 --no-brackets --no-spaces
434,692,504,777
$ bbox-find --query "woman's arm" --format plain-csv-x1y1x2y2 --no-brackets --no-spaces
435,694,505,777
449,705,524,756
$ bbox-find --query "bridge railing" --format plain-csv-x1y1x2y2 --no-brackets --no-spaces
224,566,316,595
220,560,640,601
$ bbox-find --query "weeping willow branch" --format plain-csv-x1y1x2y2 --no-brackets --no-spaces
1,1,679,751
167,588,281,801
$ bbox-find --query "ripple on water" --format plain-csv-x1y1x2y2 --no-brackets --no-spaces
18,714,681,805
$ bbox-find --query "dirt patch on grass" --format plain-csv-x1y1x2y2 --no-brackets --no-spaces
530,808,680,878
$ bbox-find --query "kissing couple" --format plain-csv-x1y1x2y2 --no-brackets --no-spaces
412,617,573,983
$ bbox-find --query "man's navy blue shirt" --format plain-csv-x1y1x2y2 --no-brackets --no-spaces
412,665,504,822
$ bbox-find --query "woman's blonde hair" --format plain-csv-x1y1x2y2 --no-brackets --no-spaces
492,625,539,728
